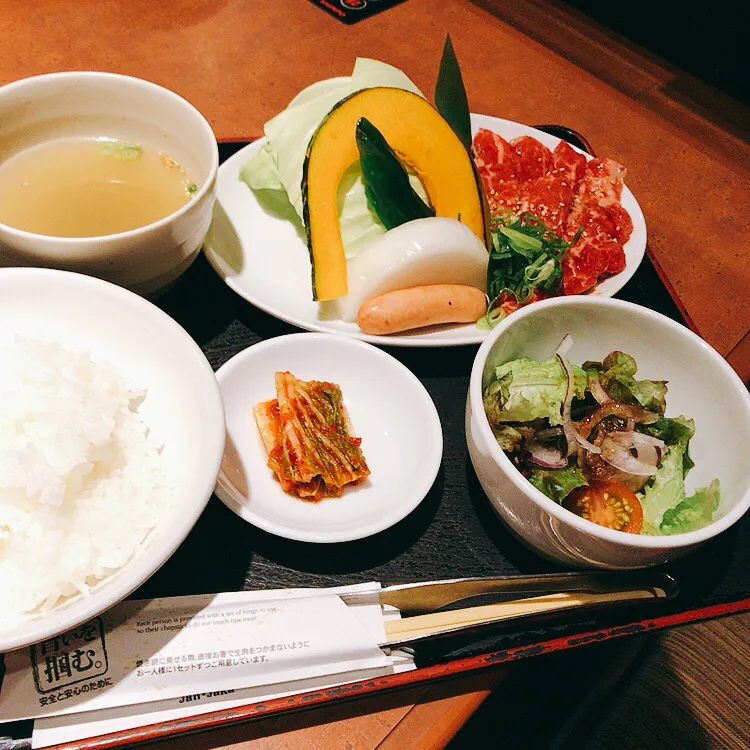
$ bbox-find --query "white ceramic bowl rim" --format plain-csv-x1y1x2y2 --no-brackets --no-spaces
470,296,750,549
0,71,219,243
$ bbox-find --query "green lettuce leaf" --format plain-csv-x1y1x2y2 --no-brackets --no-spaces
490,424,524,452
660,479,720,535
239,59,427,260
628,379,668,413
484,357,587,426
586,351,668,414
641,415,695,476
642,415,695,446
640,444,688,532
529,465,588,504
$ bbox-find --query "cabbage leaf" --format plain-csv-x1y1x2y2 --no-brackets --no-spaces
239,59,428,259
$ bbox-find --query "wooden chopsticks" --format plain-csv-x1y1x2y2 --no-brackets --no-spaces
384,589,655,641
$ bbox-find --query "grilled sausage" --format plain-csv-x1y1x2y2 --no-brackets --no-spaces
357,284,486,335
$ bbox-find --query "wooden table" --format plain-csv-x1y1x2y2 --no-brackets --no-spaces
1,0,747,377
2,0,748,746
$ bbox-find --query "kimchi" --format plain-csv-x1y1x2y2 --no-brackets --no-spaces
253,371,370,501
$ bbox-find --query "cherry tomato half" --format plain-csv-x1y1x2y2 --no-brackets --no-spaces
563,481,643,534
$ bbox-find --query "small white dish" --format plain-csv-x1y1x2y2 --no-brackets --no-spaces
204,113,646,347
214,333,443,542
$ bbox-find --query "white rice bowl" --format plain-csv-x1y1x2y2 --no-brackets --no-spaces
0,338,173,615
0,268,224,652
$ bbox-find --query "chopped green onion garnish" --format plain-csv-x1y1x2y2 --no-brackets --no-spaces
484,212,577,314
98,141,143,160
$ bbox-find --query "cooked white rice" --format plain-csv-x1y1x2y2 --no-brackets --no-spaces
0,338,173,615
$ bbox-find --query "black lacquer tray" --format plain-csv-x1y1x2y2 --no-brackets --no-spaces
5,139,747,749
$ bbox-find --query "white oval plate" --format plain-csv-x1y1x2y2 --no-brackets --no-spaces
204,114,647,347
214,333,443,542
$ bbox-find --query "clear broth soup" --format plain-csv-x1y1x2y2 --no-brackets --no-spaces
0,138,198,237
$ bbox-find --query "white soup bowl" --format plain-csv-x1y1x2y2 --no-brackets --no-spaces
0,72,218,295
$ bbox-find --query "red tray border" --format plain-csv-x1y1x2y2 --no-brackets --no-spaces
53,598,750,750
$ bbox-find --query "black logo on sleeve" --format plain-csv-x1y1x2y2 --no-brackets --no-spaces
31,617,109,694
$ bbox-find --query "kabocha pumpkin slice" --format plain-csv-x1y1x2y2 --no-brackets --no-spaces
302,87,487,301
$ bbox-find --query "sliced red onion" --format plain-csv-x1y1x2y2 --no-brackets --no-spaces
527,442,567,469
637,410,660,425
631,432,666,450
636,442,660,467
607,430,665,450
574,431,602,454
607,430,665,467
578,402,660,438
556,333,573,358
576,444,588,466
613,434,660,467
590,376,611,405
600,437,659,476
555,335,577,457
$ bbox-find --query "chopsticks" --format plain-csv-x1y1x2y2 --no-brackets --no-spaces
335,572,679,646
382,583,670,645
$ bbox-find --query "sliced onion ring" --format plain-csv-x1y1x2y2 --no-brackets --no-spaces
578,402,660,441
527,442,567,469
590,376,611,405
636,442,660,467
600,437,659,476
607,431,665,451
607,430,665,467
556,333,573,359
555,335,577,457
631,432,666,450
575,431,602,454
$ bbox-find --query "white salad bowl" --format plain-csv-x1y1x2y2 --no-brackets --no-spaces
214,333,443,542
0,268,225,652
466,297,750,569
0,72,218,296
